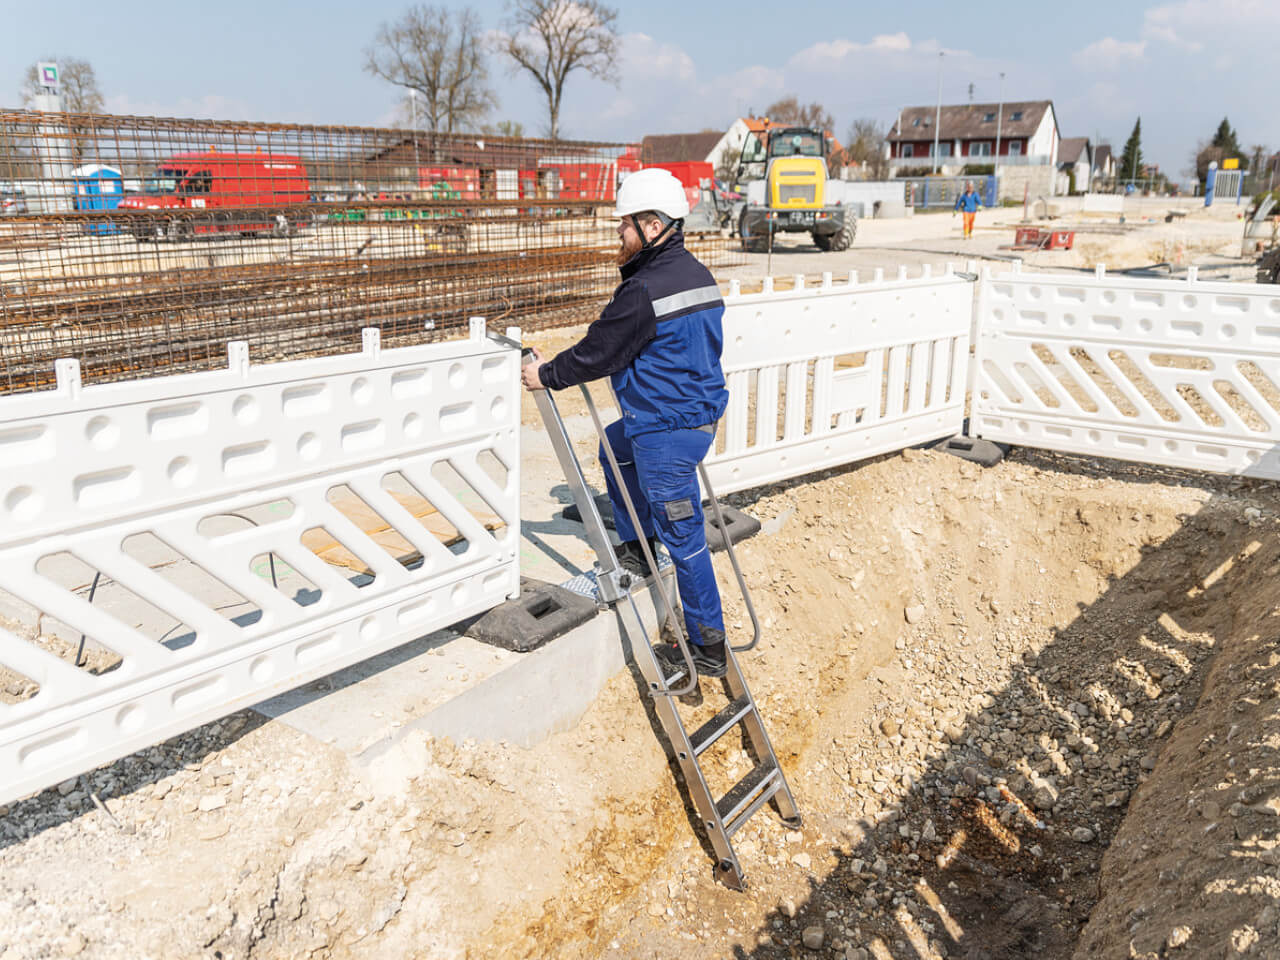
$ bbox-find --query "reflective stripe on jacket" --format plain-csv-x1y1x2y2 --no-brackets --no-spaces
539,231,729,437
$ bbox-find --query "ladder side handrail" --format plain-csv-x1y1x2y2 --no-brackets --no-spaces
578,383,699,698
698,463,761,653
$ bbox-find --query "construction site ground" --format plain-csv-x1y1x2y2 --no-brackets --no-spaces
2,197,1278,960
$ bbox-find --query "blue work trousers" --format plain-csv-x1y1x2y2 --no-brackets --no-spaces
600,420,724,647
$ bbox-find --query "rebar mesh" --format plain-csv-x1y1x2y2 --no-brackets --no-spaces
0,110,740,393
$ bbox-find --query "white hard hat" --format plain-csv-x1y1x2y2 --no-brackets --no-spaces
613,168,690,219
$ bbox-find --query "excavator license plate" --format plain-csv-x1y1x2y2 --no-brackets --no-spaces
789,211,814,224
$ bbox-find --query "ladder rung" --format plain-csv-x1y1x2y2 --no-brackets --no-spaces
659,665,688,687
689,696,753,757
725,775,782,838
716,762,779,832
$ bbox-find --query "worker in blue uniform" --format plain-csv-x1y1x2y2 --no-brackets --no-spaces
521,168,730,678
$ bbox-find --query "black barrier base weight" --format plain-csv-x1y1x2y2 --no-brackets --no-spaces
932,435,1010,467
463,578,599,653
563,494,760,552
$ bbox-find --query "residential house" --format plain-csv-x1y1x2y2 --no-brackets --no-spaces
638,131,725,166
1093,144,1115,185
886,99,1061,198
1057,137,1092,194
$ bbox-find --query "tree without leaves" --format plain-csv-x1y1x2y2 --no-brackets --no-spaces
763,95,832,133
841,118,889,180
19,58,105,166
487,119,526,138
21,57,105,114
499,0,619,141
365,5,496,136
1120,118,1143,183
712,143,739,181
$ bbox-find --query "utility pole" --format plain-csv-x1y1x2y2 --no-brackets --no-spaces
409,89,420,173
994,72,1005,167
932,52,944,174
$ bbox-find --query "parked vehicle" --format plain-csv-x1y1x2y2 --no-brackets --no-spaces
117,153,310,240
0,183,27,215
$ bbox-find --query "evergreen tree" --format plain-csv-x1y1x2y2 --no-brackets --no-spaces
1210,117,1247,169
1120,118,1143,183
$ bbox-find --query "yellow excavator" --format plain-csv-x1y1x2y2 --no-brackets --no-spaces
734,124,857,252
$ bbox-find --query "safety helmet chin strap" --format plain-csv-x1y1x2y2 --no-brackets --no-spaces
629,212,684,251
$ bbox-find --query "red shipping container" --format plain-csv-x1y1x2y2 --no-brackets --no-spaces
647,161,712,211
418,166,480,198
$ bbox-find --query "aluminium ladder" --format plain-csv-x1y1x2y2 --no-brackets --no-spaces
523,349,799,890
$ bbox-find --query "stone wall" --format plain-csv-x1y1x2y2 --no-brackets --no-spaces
996,164,1060,202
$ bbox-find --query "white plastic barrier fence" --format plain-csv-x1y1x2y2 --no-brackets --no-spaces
972,266,1280,478
0,321,520,805
705,267,973,495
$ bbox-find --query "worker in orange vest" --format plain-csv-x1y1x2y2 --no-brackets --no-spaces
954,182,982,239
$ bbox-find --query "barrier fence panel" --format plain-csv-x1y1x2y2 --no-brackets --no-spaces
705,267,973,495
0,321,520,805
971,266,1280,478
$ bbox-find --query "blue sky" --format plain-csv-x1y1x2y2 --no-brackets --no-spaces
3,0,1276,183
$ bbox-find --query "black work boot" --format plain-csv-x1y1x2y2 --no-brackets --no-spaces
616,535,662,578
652,635,727,680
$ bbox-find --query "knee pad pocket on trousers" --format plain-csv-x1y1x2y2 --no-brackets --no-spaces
664,498,695,522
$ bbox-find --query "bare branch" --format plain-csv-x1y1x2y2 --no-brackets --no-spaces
364,5,496,136
764,96,832,133
498,0,619,140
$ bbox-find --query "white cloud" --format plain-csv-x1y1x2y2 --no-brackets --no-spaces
558,32,782,137
1141,0,1280,53
1072,37,1147,69
871,32,911,52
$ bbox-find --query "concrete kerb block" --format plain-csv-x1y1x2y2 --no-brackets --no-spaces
462,577,598,653
368,575,676,754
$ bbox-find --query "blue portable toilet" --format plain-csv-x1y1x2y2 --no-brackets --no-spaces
72,164,124,234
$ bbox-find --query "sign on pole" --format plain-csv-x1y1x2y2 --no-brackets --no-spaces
37,61,60,92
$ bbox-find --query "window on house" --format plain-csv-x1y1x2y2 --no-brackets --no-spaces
970,142,992,157
983,113,995,123
912,118,921,127
929,143,952,158
902,144,914,158
1008,141,1022,156
1010,111,1023,121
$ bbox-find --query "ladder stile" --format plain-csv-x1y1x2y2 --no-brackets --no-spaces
524,350,800,890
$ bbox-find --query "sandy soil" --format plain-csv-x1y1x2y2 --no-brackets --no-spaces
718,194,1258,283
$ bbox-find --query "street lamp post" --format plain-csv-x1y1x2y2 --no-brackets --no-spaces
409,89,420,172
932,52,944,174
994,72,1005,168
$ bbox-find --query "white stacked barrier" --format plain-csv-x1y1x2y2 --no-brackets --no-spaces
0,321,520,806
972,265,1280,478
705,267,973,495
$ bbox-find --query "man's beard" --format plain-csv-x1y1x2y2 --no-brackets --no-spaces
616,229,643,266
